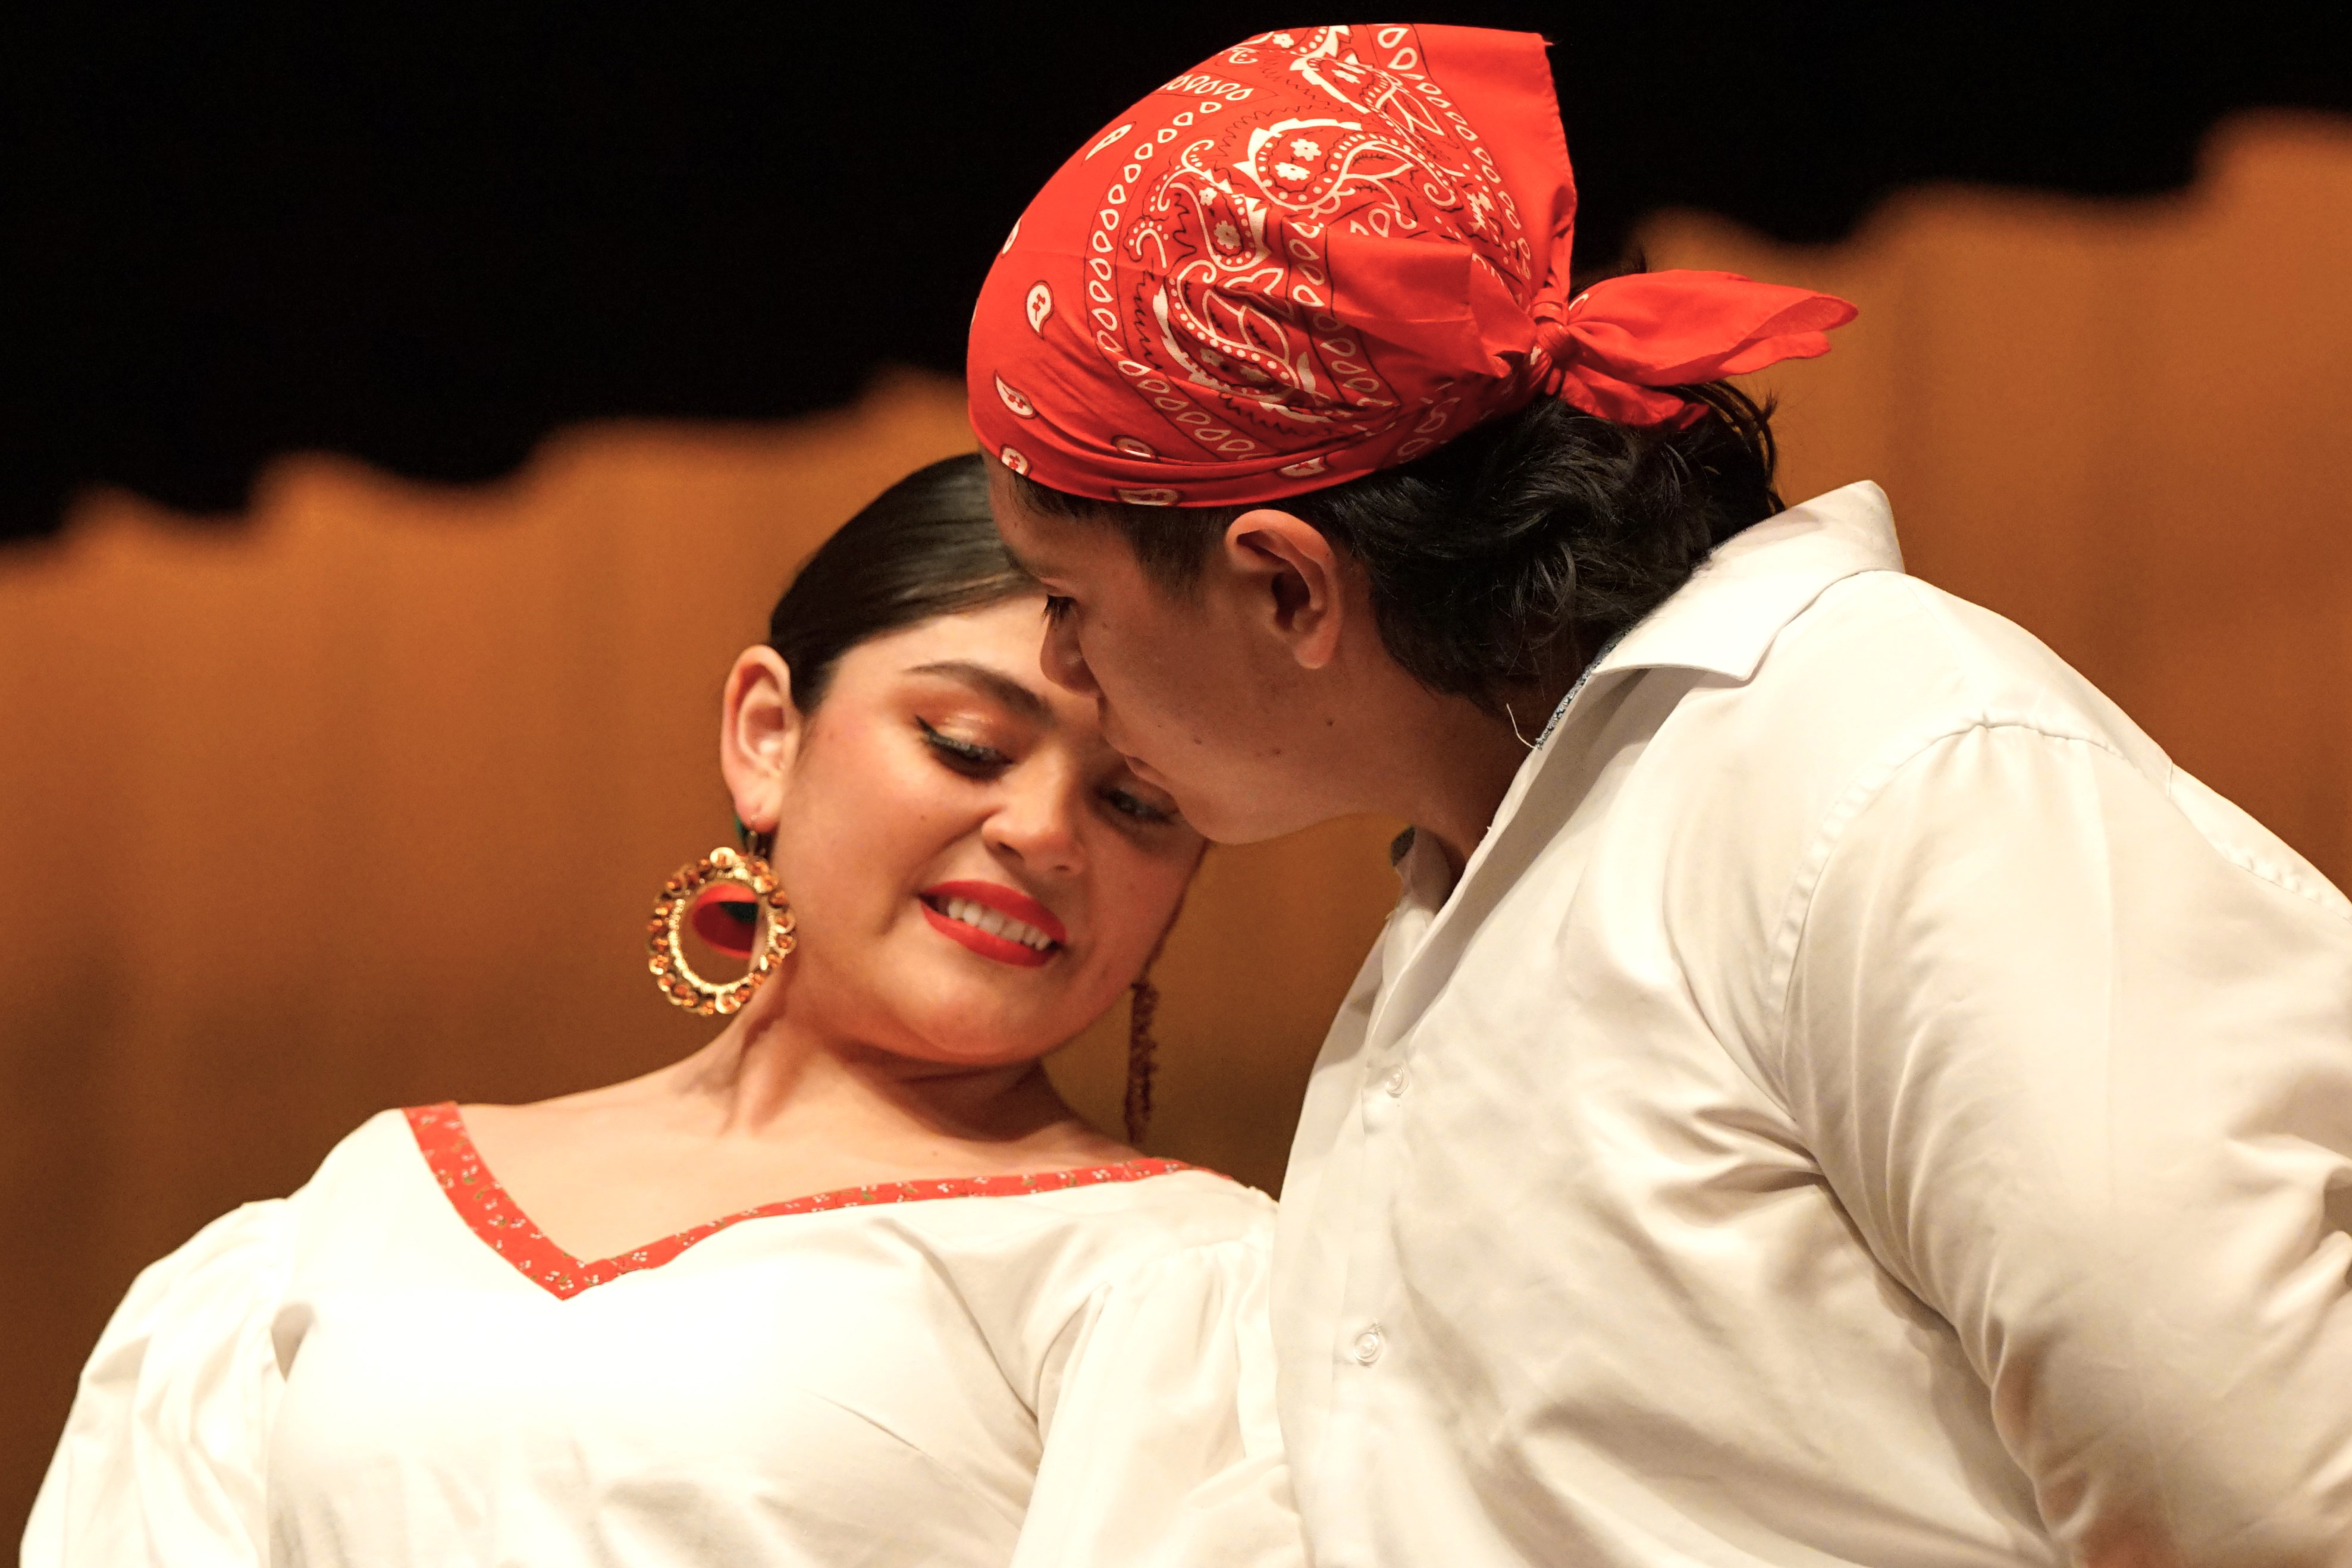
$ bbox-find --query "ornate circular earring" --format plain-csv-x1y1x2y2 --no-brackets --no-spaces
647,842,795,1016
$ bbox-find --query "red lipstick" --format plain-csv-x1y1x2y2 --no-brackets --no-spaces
919,880,1068,968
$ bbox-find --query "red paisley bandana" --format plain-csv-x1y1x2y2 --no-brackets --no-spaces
968,24,1856,507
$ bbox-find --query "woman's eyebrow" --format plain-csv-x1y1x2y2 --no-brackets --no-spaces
906,660,1052,724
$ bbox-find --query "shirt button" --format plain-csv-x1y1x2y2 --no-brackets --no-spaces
1353,1324,1385,1365
1382,1065,1410,1097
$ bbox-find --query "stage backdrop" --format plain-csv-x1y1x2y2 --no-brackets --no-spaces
4,113,2348,1532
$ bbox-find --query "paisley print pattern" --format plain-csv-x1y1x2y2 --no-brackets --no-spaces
973,24,1554,504
970,24,1854,506
1107,27,1533,470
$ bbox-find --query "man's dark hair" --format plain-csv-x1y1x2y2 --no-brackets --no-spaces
1010,382,1782,710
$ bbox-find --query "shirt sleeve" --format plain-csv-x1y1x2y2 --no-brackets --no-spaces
1782,723,2352,1565
21,1199,293,1568
1010,1233,1306,1568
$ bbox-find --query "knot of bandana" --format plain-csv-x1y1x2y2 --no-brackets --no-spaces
970,24,1856,507
1531,272,1860,426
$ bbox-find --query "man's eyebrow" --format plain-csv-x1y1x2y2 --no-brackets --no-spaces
1004,548,1068,592
905,660,1053,723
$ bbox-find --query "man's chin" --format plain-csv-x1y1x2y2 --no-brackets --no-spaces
1164,782,1328,848
1118,747,1337,844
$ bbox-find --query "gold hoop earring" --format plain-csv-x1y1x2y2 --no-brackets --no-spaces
1124,971,1161,1148
647,845,795,1016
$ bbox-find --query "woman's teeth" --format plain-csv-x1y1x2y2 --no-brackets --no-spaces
935,896,1058,951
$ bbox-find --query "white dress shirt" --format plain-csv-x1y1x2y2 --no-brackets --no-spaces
1274,482,2352,1566
28,1109,1303,1567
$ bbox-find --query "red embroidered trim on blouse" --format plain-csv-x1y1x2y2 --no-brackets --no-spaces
403,1102,1199,1302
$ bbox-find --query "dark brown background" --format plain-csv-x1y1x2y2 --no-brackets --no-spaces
9,4,2347,544
4,112,2350,1536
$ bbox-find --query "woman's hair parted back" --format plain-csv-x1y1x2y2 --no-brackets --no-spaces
769,453,1033,710
1010,382,1782,710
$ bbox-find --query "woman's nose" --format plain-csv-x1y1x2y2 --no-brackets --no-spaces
1040,613,1099,697
985,765,1085,874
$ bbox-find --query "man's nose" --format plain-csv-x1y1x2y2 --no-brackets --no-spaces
1041,614,1099,697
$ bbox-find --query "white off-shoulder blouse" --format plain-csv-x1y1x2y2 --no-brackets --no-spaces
26,1105,1302,1567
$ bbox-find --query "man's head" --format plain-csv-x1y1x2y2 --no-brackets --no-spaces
989,388,1785,842
969,24,1851,845
990,456,1384,845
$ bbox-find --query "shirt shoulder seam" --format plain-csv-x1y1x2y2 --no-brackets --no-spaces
1761,717,2137,1095
2165,779,2352,924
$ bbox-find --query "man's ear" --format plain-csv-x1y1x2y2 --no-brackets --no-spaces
720,646,803,835
1221,508,1349,671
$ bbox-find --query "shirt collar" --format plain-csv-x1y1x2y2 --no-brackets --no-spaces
1587,480,1902,688
1392,481,1904,904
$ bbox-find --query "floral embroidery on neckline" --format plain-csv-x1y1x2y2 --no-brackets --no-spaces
403,1102,1199,1302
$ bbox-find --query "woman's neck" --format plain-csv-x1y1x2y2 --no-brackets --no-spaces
459,989,1131,1265
668,1004,1090,1157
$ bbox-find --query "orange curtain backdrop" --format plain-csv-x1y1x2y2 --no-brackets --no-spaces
4,113,2349,1534
1658,114,2352,875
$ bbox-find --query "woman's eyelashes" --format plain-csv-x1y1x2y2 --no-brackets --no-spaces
1042,594,1075,625
917,717,1009,776
918,716,1180,829
1102,786,1179,826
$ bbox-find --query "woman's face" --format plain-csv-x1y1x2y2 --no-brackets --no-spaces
732,594,1202,1068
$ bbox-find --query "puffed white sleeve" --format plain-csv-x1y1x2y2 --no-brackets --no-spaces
1010,1233,1305,1568
21,1199,293,1567
1782,724,2352,1565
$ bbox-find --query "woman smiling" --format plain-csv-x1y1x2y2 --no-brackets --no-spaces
27,455,1300,1567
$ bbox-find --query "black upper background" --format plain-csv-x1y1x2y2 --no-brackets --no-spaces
4,3,2346,542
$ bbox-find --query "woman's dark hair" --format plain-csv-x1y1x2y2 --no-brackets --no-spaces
769,453,1032,710
1011,381,1782,710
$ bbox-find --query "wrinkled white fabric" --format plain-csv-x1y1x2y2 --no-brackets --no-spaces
1275,481,2352,1567
27,1111,1303,1568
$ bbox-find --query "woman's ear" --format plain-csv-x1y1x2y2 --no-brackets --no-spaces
720,646,802,836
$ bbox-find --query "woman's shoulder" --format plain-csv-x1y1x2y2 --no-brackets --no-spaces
23,1112,432,1561
133,1108,419,1270
292,1105,438,1203
1033,1161,1276,1245
899,1157,1275,1288
212,1105,459,1282
866,1161,1274,1388
1056,1164,1278,1291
